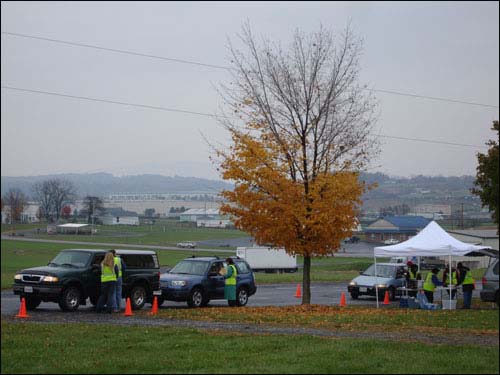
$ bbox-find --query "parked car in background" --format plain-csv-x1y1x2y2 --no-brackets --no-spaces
159,256,257,307
480,258,499,307
13,249,160,311
177,242,197,249
383,238,399,245
347,263,407,301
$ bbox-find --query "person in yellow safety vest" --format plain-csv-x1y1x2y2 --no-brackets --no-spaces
221,257,238,307
405,262,421,297
96,252,119,313
442,264,458,299
422,268,443,303
110,249,126,312
456,262,475,309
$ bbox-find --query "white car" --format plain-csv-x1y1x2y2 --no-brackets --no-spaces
177,242,197,249
384,238,399,245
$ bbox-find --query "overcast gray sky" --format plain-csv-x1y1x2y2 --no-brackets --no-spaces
1,1,498,180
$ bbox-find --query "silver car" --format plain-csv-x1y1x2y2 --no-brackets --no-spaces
480,258,499,307
347,263,407,301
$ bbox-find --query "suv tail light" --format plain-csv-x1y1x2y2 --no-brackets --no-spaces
482,277,487,287
157,272,160,280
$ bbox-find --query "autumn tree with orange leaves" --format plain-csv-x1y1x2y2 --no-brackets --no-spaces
216,24,379,304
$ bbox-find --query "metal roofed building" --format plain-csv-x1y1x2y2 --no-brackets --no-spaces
364,216,431,244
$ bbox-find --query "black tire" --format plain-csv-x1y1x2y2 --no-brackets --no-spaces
89,295,99,306
350,292,359,300
389,287,396,301
24,296,41,311
496,291,499,308
157,295,165,307
130,285,147,310
58,287,81,311
187,287,204,308
236,287,249,307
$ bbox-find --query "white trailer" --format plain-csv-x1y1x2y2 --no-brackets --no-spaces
236,247,298,273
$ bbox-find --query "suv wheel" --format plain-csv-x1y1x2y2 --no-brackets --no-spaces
496,291,499,308
157,295,165,307
130,285,147,310
58,287,81,311
187,287,204,308
236,287,249,306
350,292,359,300
24,296,42,311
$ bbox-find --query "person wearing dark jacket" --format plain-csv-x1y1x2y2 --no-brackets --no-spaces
456,262,475,309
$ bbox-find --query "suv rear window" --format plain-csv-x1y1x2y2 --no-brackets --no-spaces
235,261,250,274
121,254,158,269
493,260,499,276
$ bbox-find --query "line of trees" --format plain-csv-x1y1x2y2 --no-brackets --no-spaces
31,178,77,223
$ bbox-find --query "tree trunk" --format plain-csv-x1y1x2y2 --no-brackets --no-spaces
302,255,311,304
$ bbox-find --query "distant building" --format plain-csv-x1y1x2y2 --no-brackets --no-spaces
196,219,233,228
56,223,93,235
178,208,229,223
443,229,499,268
364,216,431,244
1,203,40,224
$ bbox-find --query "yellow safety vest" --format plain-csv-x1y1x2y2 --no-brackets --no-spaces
409,270,419,280
462,270,474,285
114,256,122,278
447,271,457,285
101,264,117,283
423,272,436,292
225,265,237,286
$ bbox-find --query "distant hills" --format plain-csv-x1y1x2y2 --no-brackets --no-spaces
1,172,477,206
0,173,232,198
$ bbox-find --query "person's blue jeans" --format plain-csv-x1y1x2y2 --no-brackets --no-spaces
113,277,123,311
96,281,116,313
462,289,472,309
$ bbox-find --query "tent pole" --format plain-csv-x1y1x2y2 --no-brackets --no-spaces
449,254,452,309
375,254,379,309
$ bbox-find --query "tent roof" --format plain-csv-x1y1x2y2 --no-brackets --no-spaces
374,221,491,257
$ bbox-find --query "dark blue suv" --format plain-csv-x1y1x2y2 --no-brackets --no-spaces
158,256,257,308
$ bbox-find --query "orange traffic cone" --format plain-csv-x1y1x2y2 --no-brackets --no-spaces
340,292,346,307
15,297,29,318
124,297,133,316
149,296,158,315
383,291,390,305
295,284,302,298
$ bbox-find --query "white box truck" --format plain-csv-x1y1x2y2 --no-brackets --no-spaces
236,247,298,273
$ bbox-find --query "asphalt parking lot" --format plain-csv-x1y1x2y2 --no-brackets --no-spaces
1,282,483,315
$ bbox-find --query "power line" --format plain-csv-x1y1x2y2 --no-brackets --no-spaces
3,30,499,109
1,85,489,149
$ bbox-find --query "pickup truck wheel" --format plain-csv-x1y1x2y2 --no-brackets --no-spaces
236,287,249,306
58,287,81,311
350,292,359,300
24,296,42,310
130,285,147,310
187,287,204,308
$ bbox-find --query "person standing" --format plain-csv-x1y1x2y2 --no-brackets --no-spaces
96,252,118,313
456,262,475,309
406,262,421,297
110,249,126,312
422,268,443,303
221,257,238,307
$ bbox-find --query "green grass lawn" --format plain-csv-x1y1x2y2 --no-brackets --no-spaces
2,222,246,248
1,322,498,374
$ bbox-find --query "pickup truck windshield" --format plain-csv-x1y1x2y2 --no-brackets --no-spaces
49,251,91,268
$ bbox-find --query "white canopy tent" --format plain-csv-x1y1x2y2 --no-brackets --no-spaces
372,221,492,308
